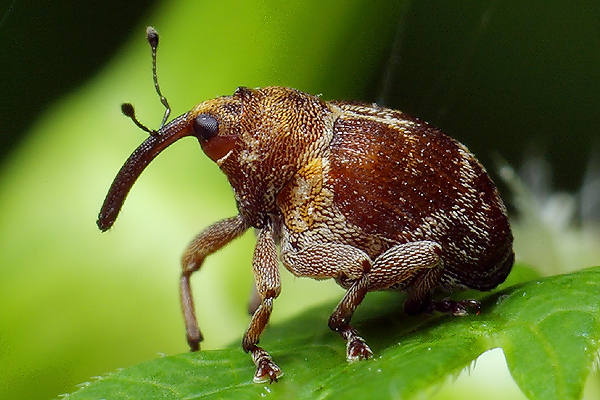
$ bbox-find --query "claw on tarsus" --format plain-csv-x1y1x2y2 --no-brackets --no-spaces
254,358,283,383
249,345,283,383
346,336,373,362
430,298,481,316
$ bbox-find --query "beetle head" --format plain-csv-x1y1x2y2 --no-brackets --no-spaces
97,28,339,230
97,85,336,231
195,86,336,225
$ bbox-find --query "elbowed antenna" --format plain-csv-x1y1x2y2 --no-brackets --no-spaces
120,26,172,136
146,26,171,128
97,26,182,231
121,103,155,135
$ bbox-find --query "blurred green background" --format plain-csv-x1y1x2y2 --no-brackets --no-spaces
1,1,599,399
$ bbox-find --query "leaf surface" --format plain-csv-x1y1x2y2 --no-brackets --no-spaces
64,266,600,400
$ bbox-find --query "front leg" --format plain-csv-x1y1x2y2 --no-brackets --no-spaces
243,221,283,383
180,215,248,351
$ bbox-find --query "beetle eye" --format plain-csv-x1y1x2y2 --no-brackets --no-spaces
193,114,219,140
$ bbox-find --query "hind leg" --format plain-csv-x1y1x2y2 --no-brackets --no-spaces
403,269,481,317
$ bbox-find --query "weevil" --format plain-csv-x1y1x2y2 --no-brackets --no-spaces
98,27,514,383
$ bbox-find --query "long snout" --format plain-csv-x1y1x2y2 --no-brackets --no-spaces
97,113,192,231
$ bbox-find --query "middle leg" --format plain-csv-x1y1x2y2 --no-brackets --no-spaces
328,240,443,361
281,240,444,361
328,274,373,361
280,241,373,361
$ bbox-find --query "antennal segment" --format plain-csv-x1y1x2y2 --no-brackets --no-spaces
146,26,171,128
121,103,157,135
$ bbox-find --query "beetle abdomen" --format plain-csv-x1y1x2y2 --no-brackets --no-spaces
328,102,513,290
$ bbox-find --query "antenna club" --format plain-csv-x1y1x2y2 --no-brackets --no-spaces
121,103,135,118
146,26,159,48
120,102,154,135
120,26,171,133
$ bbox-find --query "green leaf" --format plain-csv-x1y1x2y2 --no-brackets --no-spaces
64,266,600,400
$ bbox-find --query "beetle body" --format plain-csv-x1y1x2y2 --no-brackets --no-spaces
98,29,513,384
